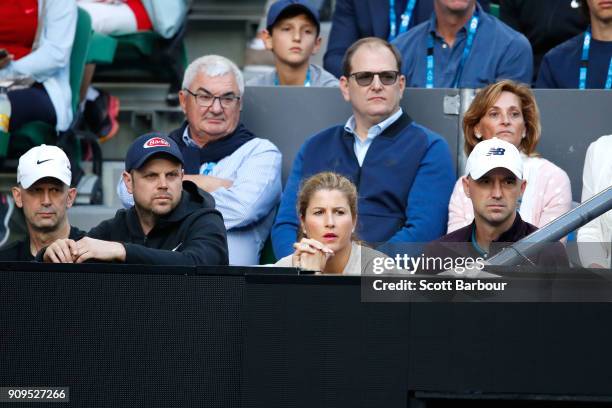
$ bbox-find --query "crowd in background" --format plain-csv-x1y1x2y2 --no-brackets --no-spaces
0,0,610,272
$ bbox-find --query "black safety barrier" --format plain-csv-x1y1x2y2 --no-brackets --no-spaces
1,263,612,407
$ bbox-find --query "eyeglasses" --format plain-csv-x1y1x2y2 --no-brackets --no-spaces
349,71,400,86
184,88,241,108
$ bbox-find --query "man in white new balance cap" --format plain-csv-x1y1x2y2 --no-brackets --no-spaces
0,145,85,261
462,137,526,238
422,137,569,271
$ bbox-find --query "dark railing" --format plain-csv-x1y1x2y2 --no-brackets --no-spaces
488,186,612,266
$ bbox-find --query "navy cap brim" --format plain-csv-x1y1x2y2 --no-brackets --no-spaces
128,150,184,172
125,133,185,172
267,2,320,31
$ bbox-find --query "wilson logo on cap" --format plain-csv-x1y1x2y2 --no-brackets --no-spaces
143,137,170,149
486,147,505,156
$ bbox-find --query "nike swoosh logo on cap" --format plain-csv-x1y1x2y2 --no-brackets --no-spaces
37,159,52,165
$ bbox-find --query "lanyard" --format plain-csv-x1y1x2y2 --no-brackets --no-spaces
607,58,612,89
274,67,311,86
388,0,417,41
425,12,479,89
579,28,612,89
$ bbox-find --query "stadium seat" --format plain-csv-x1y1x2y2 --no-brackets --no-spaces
87,32,118,65
489,2,500,18
95,26,188,106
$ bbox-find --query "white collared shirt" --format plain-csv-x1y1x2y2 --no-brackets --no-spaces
181,127,199,148
343,108,404,166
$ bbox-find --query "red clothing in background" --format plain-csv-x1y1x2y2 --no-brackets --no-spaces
0,0,38,60
126,0,153,31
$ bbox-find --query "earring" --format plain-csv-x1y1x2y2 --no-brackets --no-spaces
475,132,482,140
521,131,526,139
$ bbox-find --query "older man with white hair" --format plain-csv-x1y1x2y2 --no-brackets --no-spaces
119,55,282,265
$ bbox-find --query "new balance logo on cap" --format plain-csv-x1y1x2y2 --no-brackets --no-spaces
465,138,523,180
486,147,505,156
143,137,170,148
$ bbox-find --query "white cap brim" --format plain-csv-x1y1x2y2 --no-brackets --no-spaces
19,163,72,189
469,164,523,181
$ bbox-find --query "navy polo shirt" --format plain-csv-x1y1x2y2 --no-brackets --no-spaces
392,2,533,88
536,33,612,89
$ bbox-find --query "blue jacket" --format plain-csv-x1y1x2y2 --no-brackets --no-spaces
271,113,456,258
392,2,531,88
323,0,491,79
536,32,612,89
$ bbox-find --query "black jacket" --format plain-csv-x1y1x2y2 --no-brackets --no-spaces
88,181,228,265
422,213,570,273
0,226,85,262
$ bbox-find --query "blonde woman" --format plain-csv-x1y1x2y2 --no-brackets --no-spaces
275,172,392,275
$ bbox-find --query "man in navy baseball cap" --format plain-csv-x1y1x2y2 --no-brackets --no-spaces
121,133,187,227
125,132,184,172
43,132,228,266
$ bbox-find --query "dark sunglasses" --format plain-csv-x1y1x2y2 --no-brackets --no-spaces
349,71,400,86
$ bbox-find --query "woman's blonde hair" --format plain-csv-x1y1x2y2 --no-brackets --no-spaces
296,172,358,241
463,79,541,156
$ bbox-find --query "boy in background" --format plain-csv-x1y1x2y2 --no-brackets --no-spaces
248,0,338,87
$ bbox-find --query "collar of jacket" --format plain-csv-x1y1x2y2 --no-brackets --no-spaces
468,212,531,244
342,111,414,140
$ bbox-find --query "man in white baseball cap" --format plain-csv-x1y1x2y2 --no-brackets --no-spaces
0,145,84,261
422,137,569,270
462,138,526,245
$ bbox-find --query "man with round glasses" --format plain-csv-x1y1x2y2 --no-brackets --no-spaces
182,90,242,109
118,55,282,265
272,37,455,258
